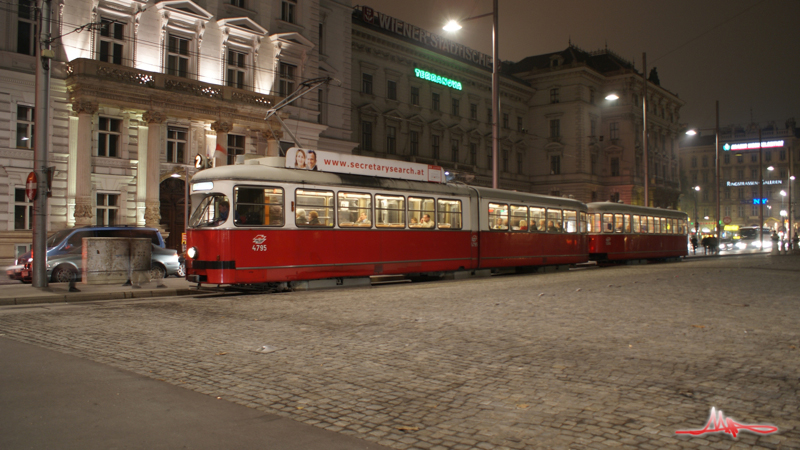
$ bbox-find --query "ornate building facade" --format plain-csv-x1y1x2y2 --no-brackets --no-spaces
351,6,685,208
1,0,355,263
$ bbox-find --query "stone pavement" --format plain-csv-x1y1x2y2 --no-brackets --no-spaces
1,254,798,449
0,276,199,305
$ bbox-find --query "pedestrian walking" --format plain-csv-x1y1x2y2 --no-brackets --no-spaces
690,235,698,255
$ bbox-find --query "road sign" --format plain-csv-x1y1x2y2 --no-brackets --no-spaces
25,172,37,201
723,216,732,225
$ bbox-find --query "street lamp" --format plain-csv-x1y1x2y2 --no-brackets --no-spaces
684,100,720,248
444,0,499,189
693,186,701,236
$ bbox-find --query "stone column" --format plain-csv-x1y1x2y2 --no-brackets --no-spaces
211,121,232,166
262,128,283,157
72,101,98,227
143,111,166,229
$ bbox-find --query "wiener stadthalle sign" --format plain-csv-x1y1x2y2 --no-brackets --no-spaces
354,6,493,70
285,148,444,184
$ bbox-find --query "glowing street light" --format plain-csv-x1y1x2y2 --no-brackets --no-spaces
604,93,619,101
693,185,701,236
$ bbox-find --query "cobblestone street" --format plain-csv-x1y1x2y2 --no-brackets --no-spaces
1,255,799,449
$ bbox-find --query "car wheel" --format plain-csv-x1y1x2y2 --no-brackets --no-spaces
52,266,78,283
150,263,167,280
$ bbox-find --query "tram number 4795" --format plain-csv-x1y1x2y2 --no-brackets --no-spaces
252,244,268,251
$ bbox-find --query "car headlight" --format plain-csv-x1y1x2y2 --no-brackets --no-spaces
187,247,198,259
736,242,747,249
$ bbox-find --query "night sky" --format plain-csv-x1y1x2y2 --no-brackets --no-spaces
354,0,800,132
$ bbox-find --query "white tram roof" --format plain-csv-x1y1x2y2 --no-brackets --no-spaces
587,202,688,219
192,158,587,210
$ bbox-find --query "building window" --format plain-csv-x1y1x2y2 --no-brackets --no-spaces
725,187,731,200
780,149,786,161
550,88,559,104
96,193,119,226
502,150,509,172
16,105,34,149
610,192,620,203
517,116,523,132
724,153,730,164
752,205,758,216
590,119,596,137
737,153,743,164
589,88,595,105
737,169,744,180
549,119,560,138
750,168,757,180
386,126,396,154
738,188,743,200
702,155,708,167
780,169,787,179
432,135,440,159
230,0,245,7
469,142,477,166
318,22,325,55
361,73,373,94
431,93,440,111
739,205,745,218
387,80,397,100
98,117,121,157
17,0,35,56
691,156,697,168
470,103,477,120
487,108,492,124
765,151,772,162
725,206,731,218
410,86,419,105
451,139,459,162
167,127,187,163
610,157,620,176
317,88,325,124
226,49,247,89
361,121,373,151
227,134,245,165
751,153,757,163
167,34,191,78
409,130,419,156
281,0,297,23
517,153,523,174
702,171,708,183
550,155,561,175
14,188,33,230
279,62,296,96
99,19,125,65
610,122,619,140
452,98,459,116
503,113,509,129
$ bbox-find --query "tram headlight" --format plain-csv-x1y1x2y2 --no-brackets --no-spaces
187,247,198,259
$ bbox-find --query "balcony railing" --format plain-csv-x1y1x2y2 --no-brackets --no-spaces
66,58,278,108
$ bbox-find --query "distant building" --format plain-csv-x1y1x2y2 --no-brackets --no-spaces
679,119,799,236
0,0,355,263
351,6,685,207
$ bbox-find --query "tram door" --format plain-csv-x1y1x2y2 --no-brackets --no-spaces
159,177,186,252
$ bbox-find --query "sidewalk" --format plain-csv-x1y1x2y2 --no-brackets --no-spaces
0,276,202,306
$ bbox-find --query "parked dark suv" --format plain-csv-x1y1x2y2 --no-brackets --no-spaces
10,226,180,283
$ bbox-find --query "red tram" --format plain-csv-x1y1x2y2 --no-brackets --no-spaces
185,155,589,287
587,202,689,262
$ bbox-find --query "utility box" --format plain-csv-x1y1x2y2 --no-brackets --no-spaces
83,238,151,285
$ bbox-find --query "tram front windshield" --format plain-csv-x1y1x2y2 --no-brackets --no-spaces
190,194,230,227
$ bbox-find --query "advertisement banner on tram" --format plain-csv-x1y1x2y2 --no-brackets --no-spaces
285,147,444,183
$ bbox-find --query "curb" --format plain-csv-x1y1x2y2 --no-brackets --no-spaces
0,288,201,306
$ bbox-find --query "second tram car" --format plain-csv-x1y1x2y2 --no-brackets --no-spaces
185,156,590,287
587,202,689,262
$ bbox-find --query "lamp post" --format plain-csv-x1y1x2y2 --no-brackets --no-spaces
444,0,499,189
684,100,720,248
693,186,701,236
790,175,796,247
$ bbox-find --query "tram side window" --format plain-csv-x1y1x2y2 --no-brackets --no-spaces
376,194,405,228
546,209,562,232
489,203,508,230
408,197,435,228
190,194,232,228
602,213,613,233
438,199,462,229
654,217,662,234
632,215,640,233
530,207,546,232
338,192,372,227
563,210,577,233
510,204,528,231
234,186,284,226
647,216,655,233
579,211,587,233
614,214,624,233
296,189,334,227
623,214,631,233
